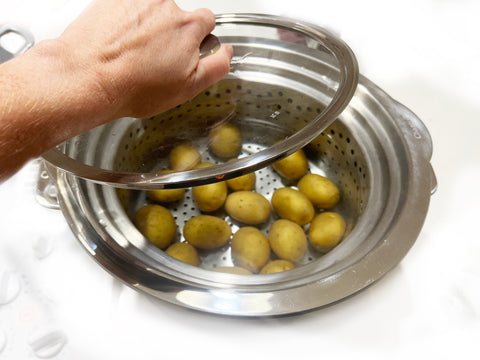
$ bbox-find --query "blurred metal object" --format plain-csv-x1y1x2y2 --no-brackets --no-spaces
0,24,34,63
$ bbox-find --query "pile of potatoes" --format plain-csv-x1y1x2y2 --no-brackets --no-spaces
133,122,346,275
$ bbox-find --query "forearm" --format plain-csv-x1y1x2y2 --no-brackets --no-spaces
0,39,113,182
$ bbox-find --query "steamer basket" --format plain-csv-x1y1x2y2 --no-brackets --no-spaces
48,72,436,316
42,14,359,189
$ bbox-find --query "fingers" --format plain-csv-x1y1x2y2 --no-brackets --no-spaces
192,44,233,95
192,7,216,30
181,7,231,97
183,7,216,43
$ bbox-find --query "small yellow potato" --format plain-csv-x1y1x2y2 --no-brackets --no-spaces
147,170,185,203
116,188,131,211
224,191,271,225
191,162,227,212
169,144,201,171
271,187,315,226
272,148,308,180
298,173,340,209
148,187,185,203
226,165,256,191
165,242,200,266
193,162,214,170
192,181,228,212
260,260,296,274
268,219,307,262
212,266,252,275
209,122,242,159
231,227,271,273
134,205,177,249
308,212,346,253
183,215,232,250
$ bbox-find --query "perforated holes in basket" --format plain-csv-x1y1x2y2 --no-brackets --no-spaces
306,121,369,228
113,77,326,173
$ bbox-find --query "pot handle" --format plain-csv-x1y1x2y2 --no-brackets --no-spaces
199,34,221,59
390,98,438,195
0,24,34,63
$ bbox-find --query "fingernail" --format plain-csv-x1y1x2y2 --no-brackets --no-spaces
225,44,234,59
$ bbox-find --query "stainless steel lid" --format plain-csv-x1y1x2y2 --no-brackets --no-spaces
41,14,359,189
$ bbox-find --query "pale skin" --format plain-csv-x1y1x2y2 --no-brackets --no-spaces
0,0,233,183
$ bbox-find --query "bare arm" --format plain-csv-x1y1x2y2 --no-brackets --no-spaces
0,0,232,182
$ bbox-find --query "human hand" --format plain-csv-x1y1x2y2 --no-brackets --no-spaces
55,0,233,120
0,0,232,182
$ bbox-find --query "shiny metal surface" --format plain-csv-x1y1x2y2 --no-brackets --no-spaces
50,72,436,316
0,24,34,63
199,34,221,59
42,13,359,190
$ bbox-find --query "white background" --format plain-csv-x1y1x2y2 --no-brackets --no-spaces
1,0,479,359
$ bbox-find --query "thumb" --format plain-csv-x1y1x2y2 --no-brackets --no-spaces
192,44,233,94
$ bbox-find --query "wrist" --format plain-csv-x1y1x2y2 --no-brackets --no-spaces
30,38,120,128
0,38,120,176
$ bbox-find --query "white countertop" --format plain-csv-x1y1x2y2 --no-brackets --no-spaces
1,1,479,359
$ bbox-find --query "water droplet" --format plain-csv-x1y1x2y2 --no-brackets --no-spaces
0,270,21,305
46,184,57,199
40,170,49,180
32,237,54,259
28,329,68,359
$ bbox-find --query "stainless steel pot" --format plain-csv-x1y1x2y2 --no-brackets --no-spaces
6,15,435,316
47,71,436,316
44,48,436,317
